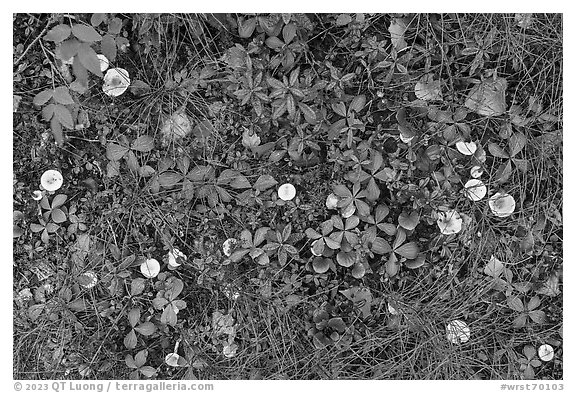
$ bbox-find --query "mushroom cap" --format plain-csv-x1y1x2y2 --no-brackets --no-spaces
455,141,477,155
222,238,238,257
165,353,184,367
489,192,516,217
470,165,483,178
78,271,98,289
464,179,487,201
140,258,160,278
325,193,339,209
278,183,296,201
223,343,238,358
168,248,186,267
97,54,109,72
40,169,63,192
446,319,471,344
538,344,554,362
103,67,130,97
32,190,43,201
436,210,463,235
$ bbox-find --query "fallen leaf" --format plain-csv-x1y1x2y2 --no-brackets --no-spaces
464,77,508,117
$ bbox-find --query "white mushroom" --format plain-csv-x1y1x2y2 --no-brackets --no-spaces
325,193,339,209
538,344,554,362
278,183,296,201
436,210,463,235
464,179,487,201
140,258,160,278
470,165,483,178
167,248,186,268
97,54,110,72
223,343,238,358
455,141,477,156
40,169,63,192
103,67,130,97
78,271,98,289
222,238,238,257
488,192,516,217
32,190,43,201
446,319,471,344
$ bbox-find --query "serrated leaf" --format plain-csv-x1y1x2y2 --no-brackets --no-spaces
131,135,154,152
72,24,102,43
90,13,107,27
336,14,352,26
77,43,103,77
134,322,156,336
108,17,122,35
57,38,81,62
44,24,71,43
34,89,54,106
53,86,75,105
106,143,129,160
54,105,74,129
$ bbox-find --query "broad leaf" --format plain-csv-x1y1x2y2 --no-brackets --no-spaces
72,24,102,43
106,143,129,160
77,43,103,77
238,17,257,38
395,242,419,259
131,135,155,152
44,24,71,43
54,105,74,129
101,34,117,62
34,89,54,106
53,86,75,105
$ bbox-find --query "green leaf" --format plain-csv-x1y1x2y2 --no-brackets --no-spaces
253,174,278,191
229,174,251,189
134,349,148,368
507,296,525,312
77,43,103,77
298,102,317,124
398,211,419,230
371,237,392,254
44,24,71,43
488,143,510,159
395,242,419,259
282,23,297,44
131,135,155,152
265,36,284,50
349,94,366,113
238,17,257,38
134,322,156,336
336,14,352,26
139,366,156,378
33,89,54,106
54,104,74,129
106,143,129,160
53,86,75,105
90,13,107,27
50,115,64,146
128,308,141,327
51,193,67,208
158,171,183,187
30,223,45,233
336,251,356,267
508,132,527,157
57,38,81,62
108,17,122,35
72,24,102,43
101,34,117,62
312,257,330,274
528,310,546,324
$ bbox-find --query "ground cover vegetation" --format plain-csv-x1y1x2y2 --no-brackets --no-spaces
13,13,562,380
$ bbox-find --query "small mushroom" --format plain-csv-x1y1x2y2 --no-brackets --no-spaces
77,271,98,289
223,342,238,358
96,54,110,72
32,190,43,201
488,192,516,217
464,179,487,201
325,193,339,209
140,258,160,278
537,344,554,362
470,165,483,178
222,238,238,257
446,319,470,344
455,141,477,156
40,169,63,192
436,210,463,235
167,248,186,268
103,68,130,97
278,183,296,201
